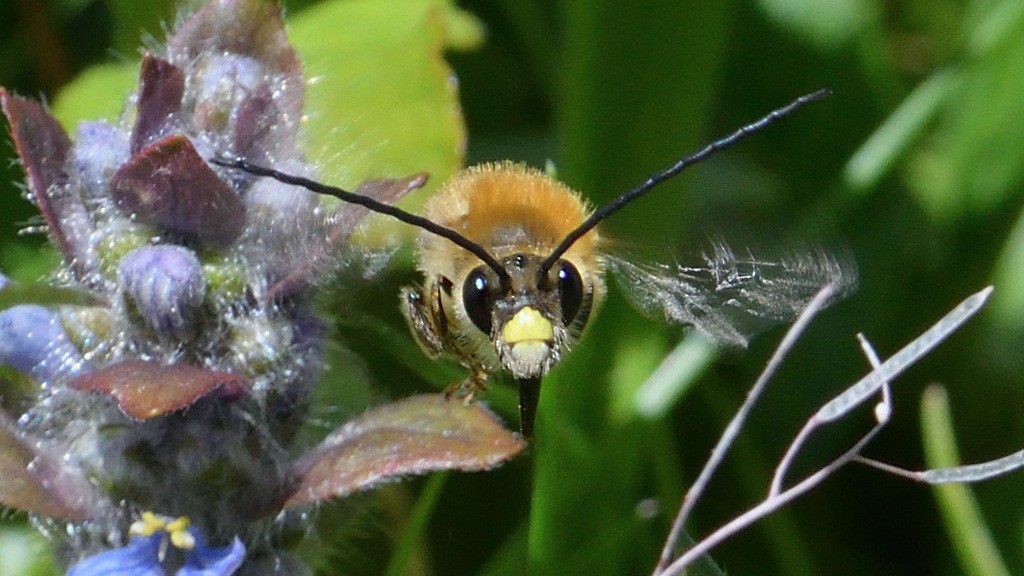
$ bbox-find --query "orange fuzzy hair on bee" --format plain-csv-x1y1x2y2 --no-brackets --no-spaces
418,162,601,278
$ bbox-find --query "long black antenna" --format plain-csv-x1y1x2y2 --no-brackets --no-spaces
537,89,832,277
211,157,511,286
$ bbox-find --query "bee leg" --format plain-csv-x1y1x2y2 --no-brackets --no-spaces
444,381,459,399
445,368,489,403
402,283,493,403
400,285,447,357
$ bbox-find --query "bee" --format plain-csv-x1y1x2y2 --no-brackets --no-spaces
214,89,853,437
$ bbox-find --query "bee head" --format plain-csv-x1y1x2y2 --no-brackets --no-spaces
459,253,592,380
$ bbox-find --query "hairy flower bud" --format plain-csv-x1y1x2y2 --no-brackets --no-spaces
118,245,206,339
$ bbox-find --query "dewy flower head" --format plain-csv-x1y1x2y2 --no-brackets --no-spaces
0,1,523,573
66,512,245,576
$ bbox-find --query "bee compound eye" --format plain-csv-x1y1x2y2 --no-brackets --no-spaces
462,267,494,335
556,260,585,324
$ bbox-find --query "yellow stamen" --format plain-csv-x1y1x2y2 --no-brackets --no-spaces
165,516,190,533
167,516,194,550
130,511,166,537
170,527,196,550
128,512,196,550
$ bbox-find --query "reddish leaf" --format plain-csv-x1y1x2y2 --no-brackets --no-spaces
266,172,428,300
0,88,95,281
0,411,100,520
339,172,431,235
130,55,185,154
109,134,245,247
285,394,525,508
234,84,281,162
68,360,251,420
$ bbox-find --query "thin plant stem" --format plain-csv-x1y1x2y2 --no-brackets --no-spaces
770,333,892,496
657,288,995,575
663,377,891,576
654,284,839,573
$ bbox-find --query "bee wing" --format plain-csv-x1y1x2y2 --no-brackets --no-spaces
608,243,856,347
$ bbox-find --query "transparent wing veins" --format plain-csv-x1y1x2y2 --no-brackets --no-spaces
610,242,856,347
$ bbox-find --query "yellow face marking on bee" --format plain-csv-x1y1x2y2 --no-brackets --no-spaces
502,306,554,345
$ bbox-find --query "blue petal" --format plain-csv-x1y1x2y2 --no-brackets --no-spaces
178,533,245,576
72,121,129,194
66,535,165,576
0,304,89,382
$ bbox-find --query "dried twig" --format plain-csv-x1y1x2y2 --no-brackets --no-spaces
655,286,1000,576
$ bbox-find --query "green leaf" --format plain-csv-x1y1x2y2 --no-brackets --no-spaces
102,0,174,56
289,0,481,206
629,334,717,421
905,13,1024,220
844,70,958,192
754,0,877,50
0,527,58,576
606,327,669,424
51,62,136,131
382,472,448,576
0,282,96,309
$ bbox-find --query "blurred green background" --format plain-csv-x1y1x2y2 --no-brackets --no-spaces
3,0,1024,575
